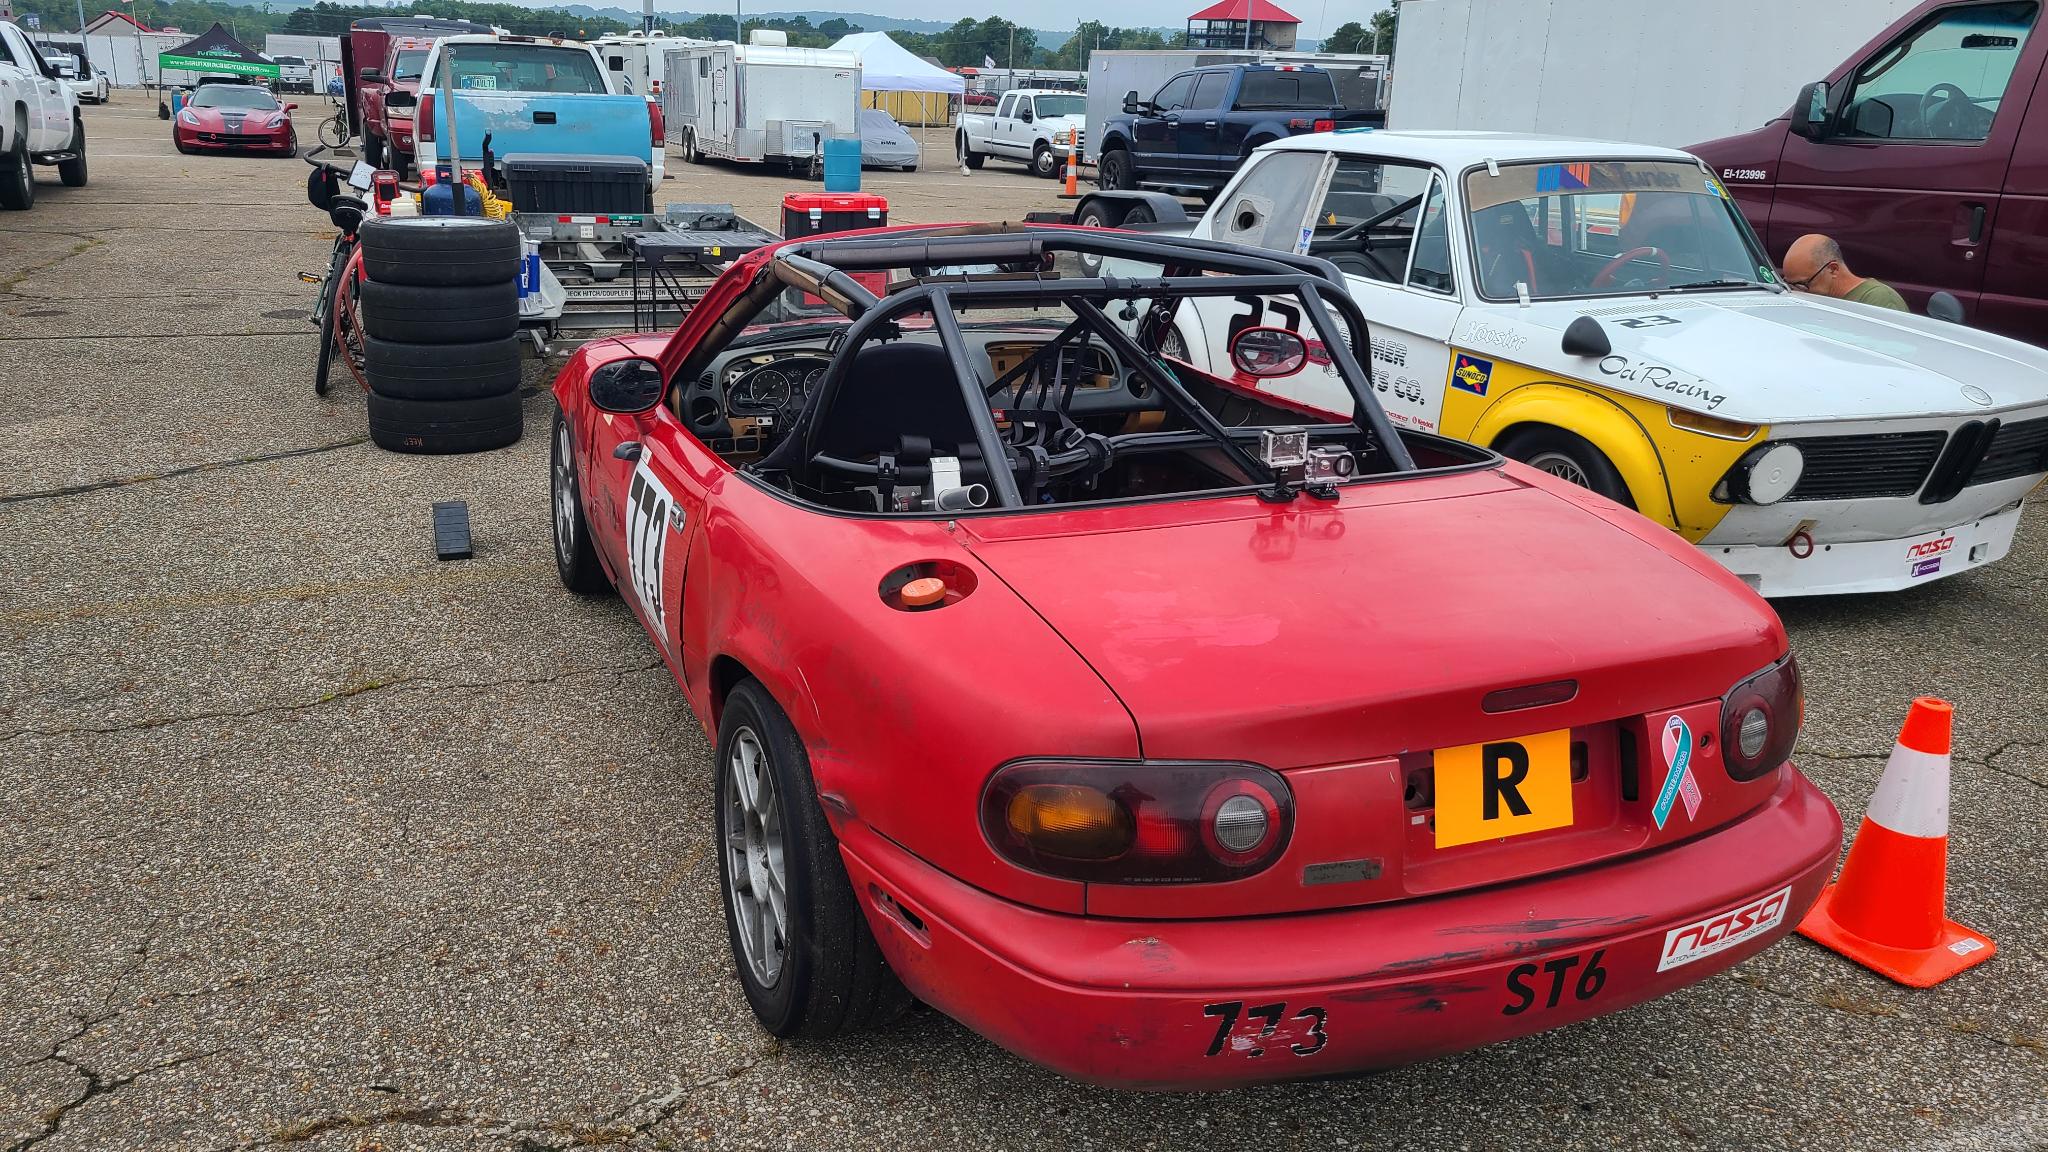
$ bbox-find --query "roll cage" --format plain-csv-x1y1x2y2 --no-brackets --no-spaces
718,227,1415,511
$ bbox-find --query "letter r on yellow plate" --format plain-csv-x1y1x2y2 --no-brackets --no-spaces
1433,729,1574,848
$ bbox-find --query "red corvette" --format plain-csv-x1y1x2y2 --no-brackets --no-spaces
174,81,298,156
547,226,1842,1089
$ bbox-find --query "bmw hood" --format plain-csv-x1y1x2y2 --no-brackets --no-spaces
1454,293,2048,425
953,471,1782,767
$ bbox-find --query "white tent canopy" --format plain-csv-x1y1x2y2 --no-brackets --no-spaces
828,32,963,93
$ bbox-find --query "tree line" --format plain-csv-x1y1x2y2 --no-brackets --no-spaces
14,0,1393,69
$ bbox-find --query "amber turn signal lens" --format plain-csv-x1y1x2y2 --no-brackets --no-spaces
1005,784,1133,860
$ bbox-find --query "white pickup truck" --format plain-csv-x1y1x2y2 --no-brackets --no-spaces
956,88,1086,179
0,20,85,210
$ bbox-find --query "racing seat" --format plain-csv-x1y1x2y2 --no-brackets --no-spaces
813,340,984,463
1472,204,1547,298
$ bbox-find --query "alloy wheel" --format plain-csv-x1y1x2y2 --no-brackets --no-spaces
724,725,788,989
1527,450,1591,488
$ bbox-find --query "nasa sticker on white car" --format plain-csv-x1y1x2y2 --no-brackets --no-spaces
625,458,676,636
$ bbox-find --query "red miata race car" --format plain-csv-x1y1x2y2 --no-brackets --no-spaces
547,226,1842,1088
173,81,299,156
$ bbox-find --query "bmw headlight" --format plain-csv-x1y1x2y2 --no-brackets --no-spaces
1725,442,1805,505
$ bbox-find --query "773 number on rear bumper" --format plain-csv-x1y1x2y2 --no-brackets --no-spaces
1202,1001,1329,1058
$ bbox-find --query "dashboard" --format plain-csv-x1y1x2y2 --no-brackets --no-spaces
691,328,1170,451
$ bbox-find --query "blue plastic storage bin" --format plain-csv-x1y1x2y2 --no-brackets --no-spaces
822,137,862,192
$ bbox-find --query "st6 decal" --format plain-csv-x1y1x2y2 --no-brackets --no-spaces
1502,949,1607,1015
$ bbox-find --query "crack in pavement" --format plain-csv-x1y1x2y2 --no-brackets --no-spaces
228,1055,773,1150
0,437,369,506
0,661,668,744
0,560,553,626
4,1002,227,1152
0,236,104,298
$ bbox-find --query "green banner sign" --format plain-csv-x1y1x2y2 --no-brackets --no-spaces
159,53,280,79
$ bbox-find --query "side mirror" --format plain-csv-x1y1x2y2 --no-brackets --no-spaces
1019,106,1033,122
1926,290,1967,324
358,67,382,83
1789,80,1830,141
590,357,666,414
1122,88,1140,114
1231,326,1308,378
284,102,298,112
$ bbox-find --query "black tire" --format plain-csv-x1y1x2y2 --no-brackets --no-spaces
716,680,910,1040
683,129,702,164
363,131,385,169
1498,426,1636,509
550,409,610,595
1031,142,1058,179
0,133,33,211
360,278,519,344
957,133,984,169
366,389,523,455
359,215,521,288
175,138,193,155
363,333,522,401
1098,146,1134,191
58,118,86,187
1120,202,1155,226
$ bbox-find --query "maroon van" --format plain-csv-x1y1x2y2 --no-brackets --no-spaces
1692,0,2048,343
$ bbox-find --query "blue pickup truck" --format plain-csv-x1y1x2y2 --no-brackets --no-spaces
1094,63,1377,197
413,34,665,202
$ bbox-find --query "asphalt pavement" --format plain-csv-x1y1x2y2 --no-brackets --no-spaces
0,99,2042,1152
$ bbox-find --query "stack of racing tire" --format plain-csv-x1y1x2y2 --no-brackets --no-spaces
357,215,526,454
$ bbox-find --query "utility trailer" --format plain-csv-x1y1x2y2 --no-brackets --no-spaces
516,203,777,333
663,31,861,170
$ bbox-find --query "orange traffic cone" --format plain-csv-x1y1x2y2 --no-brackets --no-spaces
1797,698,1995,987
1060,137,1081,199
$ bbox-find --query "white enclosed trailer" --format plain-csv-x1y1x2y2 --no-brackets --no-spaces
663,31,861,168
1083,48,1386,164
593,30,707,100
1387,0,1924,148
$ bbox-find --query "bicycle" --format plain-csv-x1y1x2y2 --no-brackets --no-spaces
301,150,368,397
318,97,350,149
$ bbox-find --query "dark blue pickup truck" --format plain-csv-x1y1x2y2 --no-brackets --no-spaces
1095,63,1379,196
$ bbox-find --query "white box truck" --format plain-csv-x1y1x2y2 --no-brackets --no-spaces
663,31,860,170
1386,0,1924,147
1083,48,1386,164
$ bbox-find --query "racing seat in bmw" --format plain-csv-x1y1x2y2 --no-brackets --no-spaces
1472,204,1547,299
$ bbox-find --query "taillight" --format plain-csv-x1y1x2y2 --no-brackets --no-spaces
1720,655,1801,780
647,96,664,147
1313,118,1335,132
417,92,435,142
981,760,1293,883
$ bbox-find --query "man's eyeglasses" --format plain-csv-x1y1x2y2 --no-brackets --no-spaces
1785,260,1837,291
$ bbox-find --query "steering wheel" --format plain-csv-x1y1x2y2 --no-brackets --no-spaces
1591,246,1671,292
1920,82,1977,138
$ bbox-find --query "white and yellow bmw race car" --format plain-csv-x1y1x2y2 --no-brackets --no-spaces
1140,131,2048,596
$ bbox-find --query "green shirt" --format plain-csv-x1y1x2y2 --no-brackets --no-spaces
1845,278,1909,312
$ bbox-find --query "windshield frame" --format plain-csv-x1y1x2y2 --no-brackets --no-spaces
440,42,607,94
191,85,280,111
1457,157,1778,304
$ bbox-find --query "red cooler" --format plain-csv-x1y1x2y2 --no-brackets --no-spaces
782,192,888,240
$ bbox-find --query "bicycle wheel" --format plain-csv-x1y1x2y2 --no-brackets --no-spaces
319,113,348,149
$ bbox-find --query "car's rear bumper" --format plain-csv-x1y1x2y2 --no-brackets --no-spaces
839,768,1839,1089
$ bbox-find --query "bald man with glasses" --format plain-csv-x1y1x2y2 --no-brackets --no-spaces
1781,234,1909,312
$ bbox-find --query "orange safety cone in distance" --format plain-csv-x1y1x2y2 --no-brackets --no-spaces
1060,138,1081,199
1797,697,1995,987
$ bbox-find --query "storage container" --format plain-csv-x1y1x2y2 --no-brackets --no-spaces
502,153,651,215
781,192,888,240
821,136,862,191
